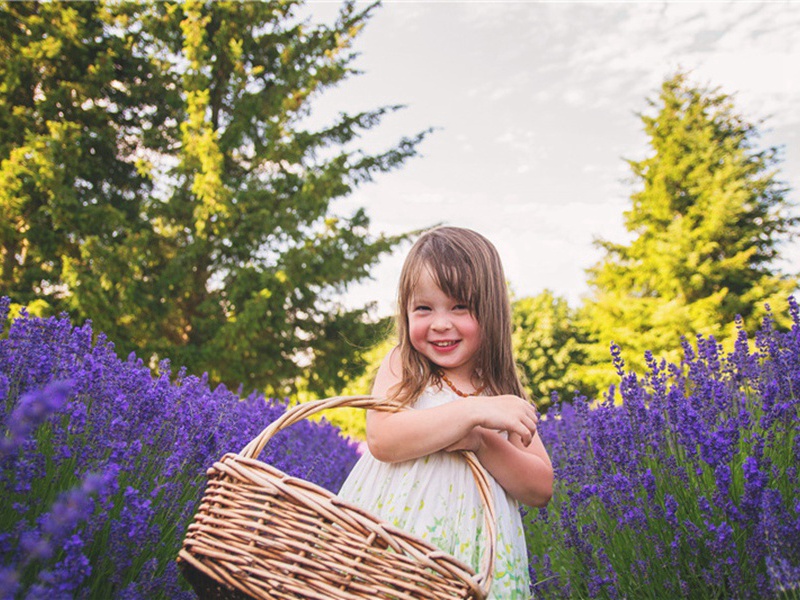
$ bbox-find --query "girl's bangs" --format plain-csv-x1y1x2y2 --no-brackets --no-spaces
426,259,477,308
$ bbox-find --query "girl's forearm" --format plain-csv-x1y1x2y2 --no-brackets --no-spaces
475,430,553,508
366,400,482,463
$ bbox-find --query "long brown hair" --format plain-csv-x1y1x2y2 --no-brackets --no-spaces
389,226,527,405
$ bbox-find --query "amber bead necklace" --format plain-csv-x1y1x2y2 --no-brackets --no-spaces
438,370,486,397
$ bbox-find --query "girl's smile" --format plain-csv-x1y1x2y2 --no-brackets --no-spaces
430,340,459,349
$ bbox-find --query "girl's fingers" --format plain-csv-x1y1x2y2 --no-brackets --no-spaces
523,415,538,433
480,395,539,441
518,422,534,445
520,415,538,444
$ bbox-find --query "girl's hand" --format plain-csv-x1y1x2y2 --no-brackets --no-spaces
471,395,539,446
445,426,485,453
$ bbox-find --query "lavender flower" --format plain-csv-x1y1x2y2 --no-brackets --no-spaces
1,380,72,456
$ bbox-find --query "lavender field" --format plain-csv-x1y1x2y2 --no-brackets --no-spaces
0,297,360,598
2,294,799,599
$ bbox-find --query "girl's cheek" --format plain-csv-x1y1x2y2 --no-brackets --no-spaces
408,319,427,349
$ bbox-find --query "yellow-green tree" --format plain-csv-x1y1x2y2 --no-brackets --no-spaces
580,72,798,393
0,2,168,328
1,1,427,394
512,290,591,410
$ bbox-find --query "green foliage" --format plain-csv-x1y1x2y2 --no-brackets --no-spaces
0,2,167,317
0,1,427,393
579,72,798,394
512,290,591,411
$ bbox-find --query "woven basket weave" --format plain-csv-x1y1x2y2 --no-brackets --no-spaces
177,395,497,599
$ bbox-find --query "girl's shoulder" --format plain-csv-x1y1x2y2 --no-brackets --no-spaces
371,346,402,399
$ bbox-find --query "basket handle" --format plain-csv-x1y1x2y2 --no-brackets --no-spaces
238,395,497,597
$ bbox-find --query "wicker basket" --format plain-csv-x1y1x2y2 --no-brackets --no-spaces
177,395,497,599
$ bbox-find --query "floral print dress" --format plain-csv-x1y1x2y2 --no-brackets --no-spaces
338,386,532,599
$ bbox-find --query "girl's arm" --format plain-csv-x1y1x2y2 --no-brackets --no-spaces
366,349,539,465
471,427,553,508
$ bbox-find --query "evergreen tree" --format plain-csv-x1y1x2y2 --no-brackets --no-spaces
512,290,590,410
0,1,427,394
580,72,798,391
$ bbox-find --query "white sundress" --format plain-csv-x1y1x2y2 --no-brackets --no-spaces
337,385,532,599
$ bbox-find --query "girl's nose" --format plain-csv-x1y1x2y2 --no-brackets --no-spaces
432,314,453,331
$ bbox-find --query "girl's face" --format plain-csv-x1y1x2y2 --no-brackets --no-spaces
407,267,482,379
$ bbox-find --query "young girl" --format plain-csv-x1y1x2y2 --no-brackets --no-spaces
338,226,553,599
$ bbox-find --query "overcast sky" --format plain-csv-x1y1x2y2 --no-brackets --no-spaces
305,1,800,316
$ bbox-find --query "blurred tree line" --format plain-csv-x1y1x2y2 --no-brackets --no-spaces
1,1,797,418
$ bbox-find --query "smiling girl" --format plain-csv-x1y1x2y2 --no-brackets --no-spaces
338,226,553,599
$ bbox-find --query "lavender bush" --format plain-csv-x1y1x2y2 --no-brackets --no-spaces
0,297,360,599
527,299,800,599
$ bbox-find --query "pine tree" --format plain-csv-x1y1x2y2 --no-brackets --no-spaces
580,72,798,391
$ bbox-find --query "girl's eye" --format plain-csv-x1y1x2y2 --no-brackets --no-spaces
413,305,431,312
453,304,469,312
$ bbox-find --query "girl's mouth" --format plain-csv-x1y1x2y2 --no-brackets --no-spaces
431,340,459,349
